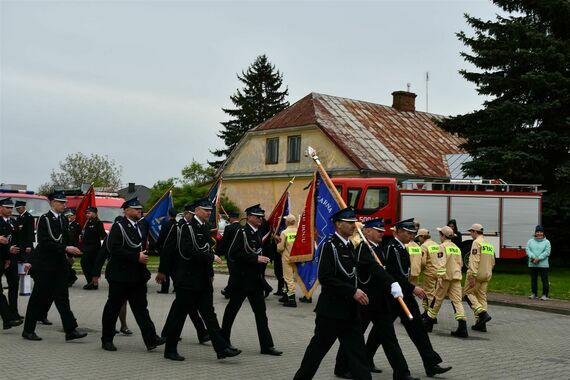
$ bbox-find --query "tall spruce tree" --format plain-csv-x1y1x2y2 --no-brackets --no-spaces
210,54,289,168
439,0,570,224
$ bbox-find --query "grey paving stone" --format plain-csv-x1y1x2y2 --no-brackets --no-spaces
1,274,569,380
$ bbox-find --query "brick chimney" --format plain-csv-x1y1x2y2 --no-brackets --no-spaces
128,182,136,193
391,91,417,112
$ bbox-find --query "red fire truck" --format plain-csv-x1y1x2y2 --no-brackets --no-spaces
0,189,50,225
331,178,541,259
65,191,125,233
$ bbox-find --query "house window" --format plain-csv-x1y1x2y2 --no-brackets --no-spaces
266,138,279,164
287,135,301,163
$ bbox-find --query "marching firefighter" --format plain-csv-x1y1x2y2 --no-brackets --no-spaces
416,228,440,318
424,226,468,338
406,221,422,286
275,214,298,307
464,223,494,332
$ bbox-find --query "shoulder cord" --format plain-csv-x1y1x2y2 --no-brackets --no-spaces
225,228,243,263
240,228,262,255
177,223,210,261
42,214,62,243
116,223,142,249
2,219,13,243
163,223,177,249
389,244,409,279
356,244,371,285
331,243,357,288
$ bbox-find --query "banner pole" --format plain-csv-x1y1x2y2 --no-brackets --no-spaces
305,146,413,320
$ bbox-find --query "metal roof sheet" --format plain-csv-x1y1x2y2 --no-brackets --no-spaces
253,92,466,178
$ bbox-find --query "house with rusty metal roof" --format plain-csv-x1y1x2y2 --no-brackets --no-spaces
217,91,466,216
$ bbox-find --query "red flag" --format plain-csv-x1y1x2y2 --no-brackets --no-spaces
75,186,96,229
289,174,316,263
262,190,290,244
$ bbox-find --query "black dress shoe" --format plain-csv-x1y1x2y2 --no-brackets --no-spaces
370,366,383,373
3,319,23,330
217,347,242,359
426,364,452,377
299,296,312,303
66,329,88,341
22,331,42,341
164,351,185,361
156,290,169,294
198,334,211,344
397,376,420,380
273,291,285,296
146,336,166,351
83,283,98,290
334,371,353,379
261,347,283,356
102,341,117,351
38,318,53,325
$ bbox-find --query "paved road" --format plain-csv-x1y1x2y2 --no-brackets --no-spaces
1,274,569,380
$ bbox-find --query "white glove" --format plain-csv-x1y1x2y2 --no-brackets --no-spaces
390,282,403,299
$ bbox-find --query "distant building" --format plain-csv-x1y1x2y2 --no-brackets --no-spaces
118,183,151,205
217,91,466,217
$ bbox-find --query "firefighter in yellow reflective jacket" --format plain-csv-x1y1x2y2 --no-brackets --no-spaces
406,222,422,286
463,223,494,332
276,215,298,307
424,226,468,338
417,229,440,317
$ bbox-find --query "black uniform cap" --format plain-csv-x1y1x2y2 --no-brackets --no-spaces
245,204,265,217
0,197,14,207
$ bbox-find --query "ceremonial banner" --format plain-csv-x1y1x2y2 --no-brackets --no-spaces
289,175,315,263
144,190,174,241
207,177,222,230
295,172,341,298
262,189,290,244
75,185,96,229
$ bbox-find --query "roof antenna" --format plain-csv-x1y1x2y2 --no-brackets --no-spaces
406,83,411,92
425,71,429,112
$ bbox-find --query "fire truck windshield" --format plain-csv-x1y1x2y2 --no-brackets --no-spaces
10,197,51,218
96,206,124,223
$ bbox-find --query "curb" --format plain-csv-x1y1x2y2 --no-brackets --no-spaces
487,297,570,316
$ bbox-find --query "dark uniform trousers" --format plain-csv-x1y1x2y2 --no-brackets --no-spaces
159,219,207,341
221,289,274,349
101,218,158,345
102,281,156,344
383,241,442,371
0,266,16,323
67,220,81,286
221,223,274,350
163,217,230,354
0,217,20,316
81,218,105,284
335,242,411,380
4,255,20,315
294,236,371,380
24,211,79,334
164,289,228,354
24,269,78,333
160,298,208,340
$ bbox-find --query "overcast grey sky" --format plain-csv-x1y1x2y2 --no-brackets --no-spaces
0,0,499,191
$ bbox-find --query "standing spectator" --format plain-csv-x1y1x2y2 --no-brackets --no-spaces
447,219,462,249
526,225,551,300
